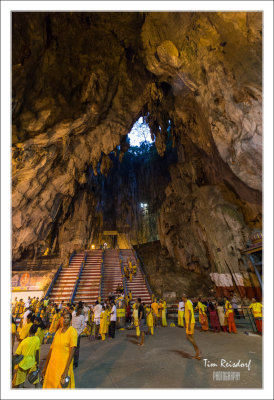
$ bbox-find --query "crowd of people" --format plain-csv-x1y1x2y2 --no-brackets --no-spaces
11,292,263,389
177,295,263,335
122,257,138,282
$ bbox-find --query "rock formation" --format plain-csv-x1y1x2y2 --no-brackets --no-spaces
12,12,262,298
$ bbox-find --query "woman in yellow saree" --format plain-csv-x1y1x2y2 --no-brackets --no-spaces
99,307,109,341
42,312,77,389
160,299,168,327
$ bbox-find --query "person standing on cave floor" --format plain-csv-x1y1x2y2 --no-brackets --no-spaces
72,306,85,368
208,302,221,332
12,324,40,388
178,297,185,327
225,299,237,334
249,298,263,335
216,301,228,332
42,311,77,389
195,298,209,332
137,298,147,346
151,298,159,328
182,294,201,360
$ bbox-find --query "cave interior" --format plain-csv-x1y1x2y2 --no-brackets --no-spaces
11,11,263,299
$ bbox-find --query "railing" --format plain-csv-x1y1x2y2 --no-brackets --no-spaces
12,257,62,272
99,250,105,302
44,263,63,298
133,248,153,297
68,250,76,266
70,262,83,303
70,253,87,303
241,306,258,333
119,250,128,297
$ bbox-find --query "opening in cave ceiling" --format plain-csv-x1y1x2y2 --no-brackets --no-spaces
128,116,154,147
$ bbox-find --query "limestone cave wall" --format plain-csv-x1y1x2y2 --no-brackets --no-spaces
12,12,262,298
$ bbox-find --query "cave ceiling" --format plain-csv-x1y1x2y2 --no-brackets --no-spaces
12,11,262,273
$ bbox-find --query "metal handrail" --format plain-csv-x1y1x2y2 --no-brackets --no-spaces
241,306,258,333
133,249,153,297
99,250,105,302
71,253,86,303
68,250,76,265
44,263,63,297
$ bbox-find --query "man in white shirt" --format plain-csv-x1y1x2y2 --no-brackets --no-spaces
24,298,30,309
109,301,117,338
178,297,185,327
72,306,85,368
82,302,89,322
93,300,102,339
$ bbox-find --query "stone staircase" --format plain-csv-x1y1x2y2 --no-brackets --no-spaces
101,249,123,301
73,250,103,306
48,252,85,303
120,249,152,304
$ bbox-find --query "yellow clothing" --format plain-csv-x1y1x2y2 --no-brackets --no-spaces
146,307,154,335
157,303,162,318
49,313,61,334
12,336,40,387
133,307,140,336
15,336,40,370
49,308,55,324
35,327,45,345
99,311,108,340
19,301,25,315
151,302,159,315
225,302,233,317
129,292,133,301
178,310,184,327
19,322,33,340
14,301,20,315
195,301,205,322
225,300,232,312
249,302,263,318
43,326,77,389
185,300,195,325
225,308,234,317
146,308,154,327
35,302,41,314
186,322,195,335
161,302,167,327
12,322,17,334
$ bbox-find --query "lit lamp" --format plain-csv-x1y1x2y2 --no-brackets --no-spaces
91,244,95,249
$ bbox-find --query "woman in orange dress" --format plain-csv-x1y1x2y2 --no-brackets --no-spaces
42,311,77,389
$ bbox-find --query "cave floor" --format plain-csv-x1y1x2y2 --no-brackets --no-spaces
19,322,262,390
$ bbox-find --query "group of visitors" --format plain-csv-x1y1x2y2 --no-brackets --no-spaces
11,295,118,389
122,257,137,282
178,295,263,335
11,292,263,389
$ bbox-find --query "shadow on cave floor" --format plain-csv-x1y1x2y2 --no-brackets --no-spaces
168,349,193,359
